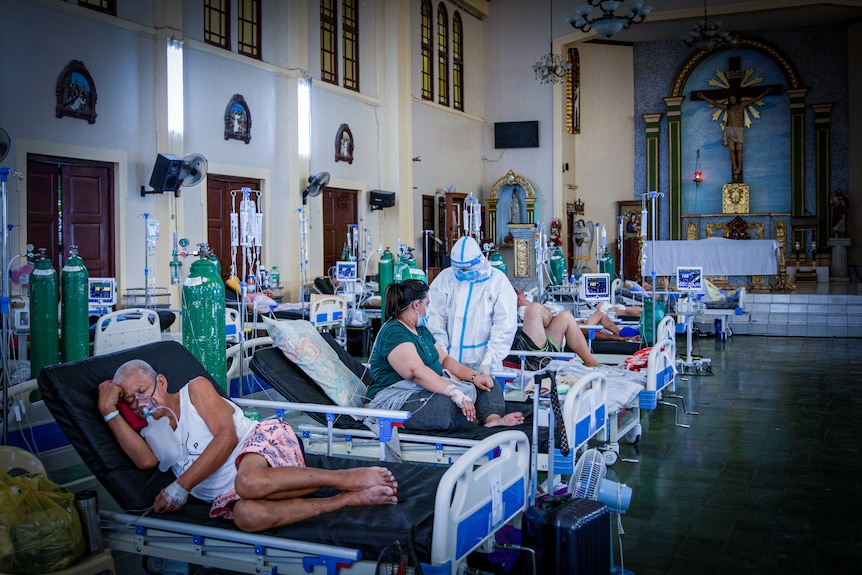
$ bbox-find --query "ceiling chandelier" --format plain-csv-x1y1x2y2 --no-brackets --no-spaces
533,0,572,84
565,0,652,39
684,0,737,50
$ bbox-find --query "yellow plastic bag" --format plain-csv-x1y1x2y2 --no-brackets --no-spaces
0,472,85,574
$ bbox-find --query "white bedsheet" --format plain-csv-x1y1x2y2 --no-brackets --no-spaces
545,362,644,414
645,237,779,276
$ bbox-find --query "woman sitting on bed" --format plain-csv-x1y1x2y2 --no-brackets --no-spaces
367,279,525,431
98,359,398,532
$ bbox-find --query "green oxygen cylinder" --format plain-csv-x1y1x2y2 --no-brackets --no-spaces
378,247,394,299
404,249,427,282
600,248,616,283
30,249,59,374
488,249,508,277
549,246,566,285
60,245,90,362
182,247,227,391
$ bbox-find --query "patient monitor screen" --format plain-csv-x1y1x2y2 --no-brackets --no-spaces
88,277,117,307
581,273,610,302
335,261,357,282
676,267,703,292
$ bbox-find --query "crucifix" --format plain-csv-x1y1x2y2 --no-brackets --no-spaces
691,56,782,183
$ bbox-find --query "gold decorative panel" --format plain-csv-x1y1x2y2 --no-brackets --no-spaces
686,222,698,240
514,239,530,278
722,183,750,214
706,221,765,240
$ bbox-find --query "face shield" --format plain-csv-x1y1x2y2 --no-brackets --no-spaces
451,237,491,282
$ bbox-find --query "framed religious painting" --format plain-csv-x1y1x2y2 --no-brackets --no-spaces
618,201,643,239
55,60,97,124
335,123,354,164
224,94,252,143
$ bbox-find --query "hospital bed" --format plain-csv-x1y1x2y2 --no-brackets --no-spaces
35,340,531,575
504,316,679,466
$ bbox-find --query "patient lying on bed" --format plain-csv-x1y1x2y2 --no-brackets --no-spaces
98,359,398,532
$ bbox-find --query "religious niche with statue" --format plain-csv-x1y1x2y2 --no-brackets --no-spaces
486,170,537,291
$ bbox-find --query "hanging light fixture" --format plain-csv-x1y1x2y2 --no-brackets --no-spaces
683,0,737,51
693,149,703,186
534,0,572,84
565,0,652,39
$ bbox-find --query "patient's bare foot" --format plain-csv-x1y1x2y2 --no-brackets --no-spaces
484,412,525,427
344,485,398,507
340,467,398,491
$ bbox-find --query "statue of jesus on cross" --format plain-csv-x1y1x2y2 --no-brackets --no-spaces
692,56,781,183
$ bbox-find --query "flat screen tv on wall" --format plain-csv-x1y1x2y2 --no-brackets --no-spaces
494,121,539,149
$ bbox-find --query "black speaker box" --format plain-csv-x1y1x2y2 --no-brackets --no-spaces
370,190,395,210
149,153,183,192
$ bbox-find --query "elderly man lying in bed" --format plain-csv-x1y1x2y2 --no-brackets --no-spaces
97,359,398,532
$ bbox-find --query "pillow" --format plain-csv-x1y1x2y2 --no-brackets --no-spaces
263,317,367,407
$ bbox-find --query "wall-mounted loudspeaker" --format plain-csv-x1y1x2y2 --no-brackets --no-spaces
370,190,395,210
149,153,183,192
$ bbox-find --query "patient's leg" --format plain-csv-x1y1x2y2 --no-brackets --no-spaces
547,311,601,367
234,453,397,500
232,482,397,532
475,384,524,427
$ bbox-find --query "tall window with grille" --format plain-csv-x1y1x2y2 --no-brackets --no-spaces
204,0,230,50
237,0,261,59
420,0,434,101
321,0,339,85
436,3,450,107
452,11,464,111
342,0,360,91
77,0,116,16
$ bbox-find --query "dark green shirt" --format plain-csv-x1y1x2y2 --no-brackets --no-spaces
367,320,443,400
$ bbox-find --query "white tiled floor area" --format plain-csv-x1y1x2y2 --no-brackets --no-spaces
711,283,862,337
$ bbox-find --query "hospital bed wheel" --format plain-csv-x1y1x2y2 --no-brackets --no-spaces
143,556,168,574
602,450,618,466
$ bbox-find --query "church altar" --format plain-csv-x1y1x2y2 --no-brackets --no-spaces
645,237,780,276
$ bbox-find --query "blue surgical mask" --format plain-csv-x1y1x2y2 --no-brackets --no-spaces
455,268,479,282
417,314,429,327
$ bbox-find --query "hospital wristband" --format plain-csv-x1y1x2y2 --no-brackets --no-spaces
103,410,120,423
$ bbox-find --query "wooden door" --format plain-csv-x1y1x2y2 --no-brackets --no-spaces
321,188,357,276
27,156,114,277
206,174,262,282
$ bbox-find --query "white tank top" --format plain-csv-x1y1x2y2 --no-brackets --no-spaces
170,385,256,502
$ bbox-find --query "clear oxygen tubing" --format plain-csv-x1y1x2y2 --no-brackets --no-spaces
298,206,309,318
618,215,626,286
139,213,155,309
535,222,547,301
1,168,23,445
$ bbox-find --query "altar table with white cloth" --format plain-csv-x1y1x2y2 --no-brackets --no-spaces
644,237,780,276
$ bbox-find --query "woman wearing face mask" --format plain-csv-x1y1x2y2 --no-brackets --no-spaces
368,279,524,431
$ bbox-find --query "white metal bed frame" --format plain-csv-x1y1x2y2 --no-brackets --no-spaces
100,430,530,575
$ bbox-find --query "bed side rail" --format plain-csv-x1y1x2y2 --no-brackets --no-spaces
430,430,530,569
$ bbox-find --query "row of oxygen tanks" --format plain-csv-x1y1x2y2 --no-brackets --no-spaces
27,244,228,391
548,245,616,285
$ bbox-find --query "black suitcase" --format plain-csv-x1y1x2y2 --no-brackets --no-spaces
521,493,610,575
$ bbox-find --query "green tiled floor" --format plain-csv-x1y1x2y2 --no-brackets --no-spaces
605,335,862,575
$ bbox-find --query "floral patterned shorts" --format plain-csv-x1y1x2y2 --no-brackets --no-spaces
209,420,306,520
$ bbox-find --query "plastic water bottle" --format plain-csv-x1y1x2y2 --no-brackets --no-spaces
140,412,182,472
270,266,280,288
561,270,569,292
243,405,260,421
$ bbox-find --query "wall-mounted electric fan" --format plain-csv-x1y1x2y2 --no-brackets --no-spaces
302,171,330,204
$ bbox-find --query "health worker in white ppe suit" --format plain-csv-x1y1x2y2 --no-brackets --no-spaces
427,236,517,372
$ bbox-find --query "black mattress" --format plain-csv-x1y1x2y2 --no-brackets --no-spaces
36,340,446,562
249,334,542,444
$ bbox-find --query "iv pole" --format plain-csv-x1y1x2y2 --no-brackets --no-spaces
1,167,24,445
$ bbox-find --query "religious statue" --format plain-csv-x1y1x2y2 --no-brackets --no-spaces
508,187,523,224
549,219,562,247
697,87,772,182
831,188,848,237
572,219,594,273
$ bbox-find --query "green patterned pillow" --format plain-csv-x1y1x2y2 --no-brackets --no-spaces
263,317,367,407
